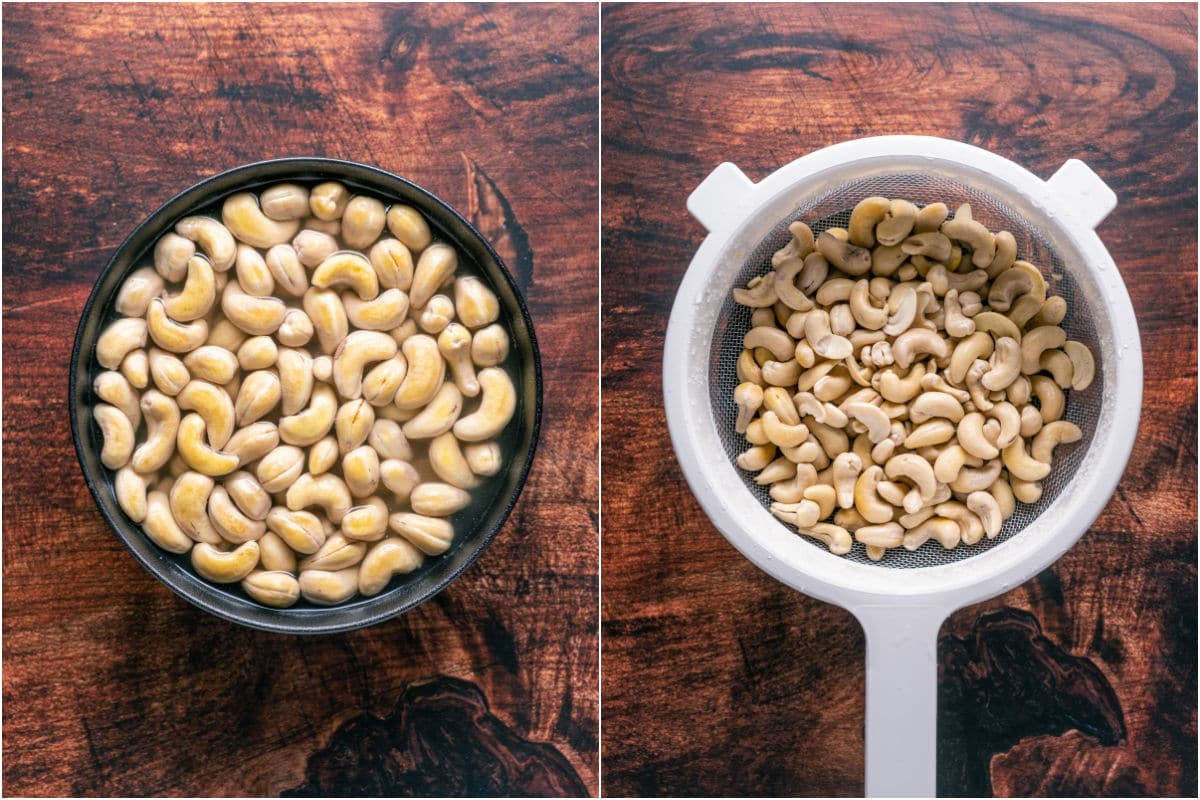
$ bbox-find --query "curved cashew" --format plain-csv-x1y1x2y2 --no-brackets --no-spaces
762,359,801,387
957,411,998,459
143,491,193,554
737,443,776,471
266,507,326,554
1011,477,1043,503
308,436,339,475
1062,341,1095,390
299,567,360,605
848,279,888,330
286,472,352,523
358,538,424,596
219,280,286,336
830,452,863,509
97,317,148,369
311,252,379,301
234,244,275,297
113,466,150,522
1002,438,1051,481
909,391,964,424
1006,374,1032,407
903,517,960,551
904,419,956,449
935,501,985,545
773,221,816,267
1031,420,1082,463
242,570,301,608
901,232,952,262
302,288,349,355
177,380,235,449
299,532,367,573
232,370,280,427
401,382,463,440
814,278,855,306
932,443,968,483
1030,375,1065,426
145,299,207,354
794,252,829,295
964,359,994,412
987,268,1034,312
224,470,271,521
761,386,798,425
175,216,236,271
942,289,975,338
192,541,259,583
884,453,937,503
335,398,375,453
176,413,239,476
154,232,196,281
773,255,815,312
908,201,946,233
394,334,446,410
389,512,454,555
966,491,1003,538
946,458,1000,494
258,532,297,573
1020,326,1067,374
876,199,918,246
742,326,794,362
802,310,853,360
875,362,926,403
333,331,398,399
464,442,502,477
208,486,266,544
386,204,433,252
168,471,222,543
425,432,478,490
942,332,991,387
848,196,891,247
343,288,410,331
816,230,871,275
260,244,308,297
279,384,337,446
854,522,904,550
891,328,948,369
1019,404,1044,438
454,277,500,329
980,336,1021,391
369,238,415,290
410,243,458,309
341,195,386,250
342,446,381,498
853,466,894,524
367,420,413,462
940,205,995,267
130,390,180,473
94,371,142,430
843,402,890,443
309,181,350,221
225,422,279,465
733,272,778,308
180,345,236,386
380,459,422,502
1038,349,1074,389
115,266,165,317
1030,295,1068,328
471,324,509,368
797,522,853,555
870,244,906,277
986,402,1022,449
269,347,312,417
222,192,300,249
94,403,135,470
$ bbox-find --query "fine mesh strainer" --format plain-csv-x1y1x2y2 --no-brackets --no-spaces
663,137,1141,796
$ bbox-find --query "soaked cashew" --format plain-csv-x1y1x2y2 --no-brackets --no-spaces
294,229,339,269
278,384,337,446
242,570,301,608
302,288,349,354
343,288,409,331
264,244,309,297
299,567,360,605
208,486,266,544
175,216,236,271
341,497,390,542
342,445,380,498
178,380,235,449
333,330,398,399
260,183,310,221
453,367,515,442
192,541,259,583
358,538,424,596
393,334,445,410
409,243,458,309
418,294,457,334
463,442,502,476
286,472,352,523
177,413,239,476
131,391,180,473
312,252,379,300
309,182,350,221
223,193,300,249
116,267,165,317
386,204,433,252
221,281,287,336
389,512,454,555
155,232,195,282
235,370,281,426
97,318,148,370
471,324,510,368
95,404,135,470
266,507,326,555
95,371,143,429
224,422,279,465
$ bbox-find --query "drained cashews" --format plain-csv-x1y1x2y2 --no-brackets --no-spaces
91,179,520,606
734,197,1093,560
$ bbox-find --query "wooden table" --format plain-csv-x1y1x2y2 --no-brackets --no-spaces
3,4,597,796
601,3,1196,796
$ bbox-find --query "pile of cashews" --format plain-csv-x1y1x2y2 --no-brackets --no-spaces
92,180,517,606
731,197,1095,560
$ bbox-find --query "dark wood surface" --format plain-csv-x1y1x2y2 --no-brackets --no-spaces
601,3,1196,796
3,3,597,796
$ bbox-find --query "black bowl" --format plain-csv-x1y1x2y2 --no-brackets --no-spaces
69,158,542,634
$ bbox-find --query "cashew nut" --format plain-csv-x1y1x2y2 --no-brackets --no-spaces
299,567,360,605
154,232,195,281
343,288,410,331
386,204,433,252
175,216,236,271
192,541,259,583
892,328,948,369
242,570,301,608
358,538,424,596
1002,438,1052,482
1062,341,1095,390
224,422,279,465
1020,326,1067,375
266,507,326,554
335,398,375,454
97,317,148,369
341,497,390,542
1031,420,1082,463
471,323,510,368
309,181,350,220
463,442,502,477
410,243,458,309
302,288,349,355
369,238,415,290
286,472,352,523
340,195,386,250
278,384,337,446
333,330,399,400
389,512,454,555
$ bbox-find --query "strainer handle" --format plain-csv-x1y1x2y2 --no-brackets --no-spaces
854,604,947,798
687,162,756,233
1045,159,1117,229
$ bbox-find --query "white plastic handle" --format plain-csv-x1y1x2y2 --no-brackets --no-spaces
854,604,948,797
687,162,756,233
1045,159,1117,230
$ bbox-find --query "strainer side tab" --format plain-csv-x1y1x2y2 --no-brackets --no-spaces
687,162,756,234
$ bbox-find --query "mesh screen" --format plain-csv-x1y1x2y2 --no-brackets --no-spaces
710,172,1102,568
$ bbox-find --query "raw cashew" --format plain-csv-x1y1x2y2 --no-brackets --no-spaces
402,382,463,440
299,567,360,605
234,369,281,426
224,422,279,465
853,466,894,524
286,472,352,523
981,336,1021,391
256,445,306,493
369,238,415,290
208,486,266,544
453,367,516,442
177,380,235,449
464,442,502,476
302,288,349,354
154,232,196,281
393,334,445,410
798,522,853,554
380,459,422,502
417,294,455,334
884,453,937,502
309,181,350,221
1039,349,1074,389
1031,420,1082,463
131,391,180,473
341,195,386,250
454,277,500,329
1002,439,1051,482
386,204,433,252
940,204,995,267
169,472,222,543
957,412,999,459
848,196,891,247
1063,341,1095,390
242,570,301,608
335,398,375,454
987,268,1034,312
1031,375,1065,423
362,355,408,407
181,345,237,386
176,414,239,476
903,517,960,551
312,251,379,300
175,216,236,271
333,330,398,399
967,491,1003,538
936,501,985,545
94,371,142,429
221,281,286,336
279,384,337,446
875,363,926,403
803,310,853,360
410,243,458,309
192,541,259,583
97,318,148,369
341,497,390,542
411,482,471,517
299,532,366,573
266,507,326,554
342,445,381,498
115,267,165,317
901,232,952,262
222,192,301,248
904,419,956,449
389,512,454,555
95,403,136,470
344,288,410,331
143,491,193,554
358,538,424,596
471,324,510,368
1020,326,1067,374
892,328,948,369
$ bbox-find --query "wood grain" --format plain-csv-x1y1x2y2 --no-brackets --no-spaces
3,3,597,796
601,3,1196,796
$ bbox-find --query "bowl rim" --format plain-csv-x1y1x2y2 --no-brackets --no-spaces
69,156,543,634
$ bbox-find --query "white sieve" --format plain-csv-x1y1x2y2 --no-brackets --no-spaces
663,136,1141,797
